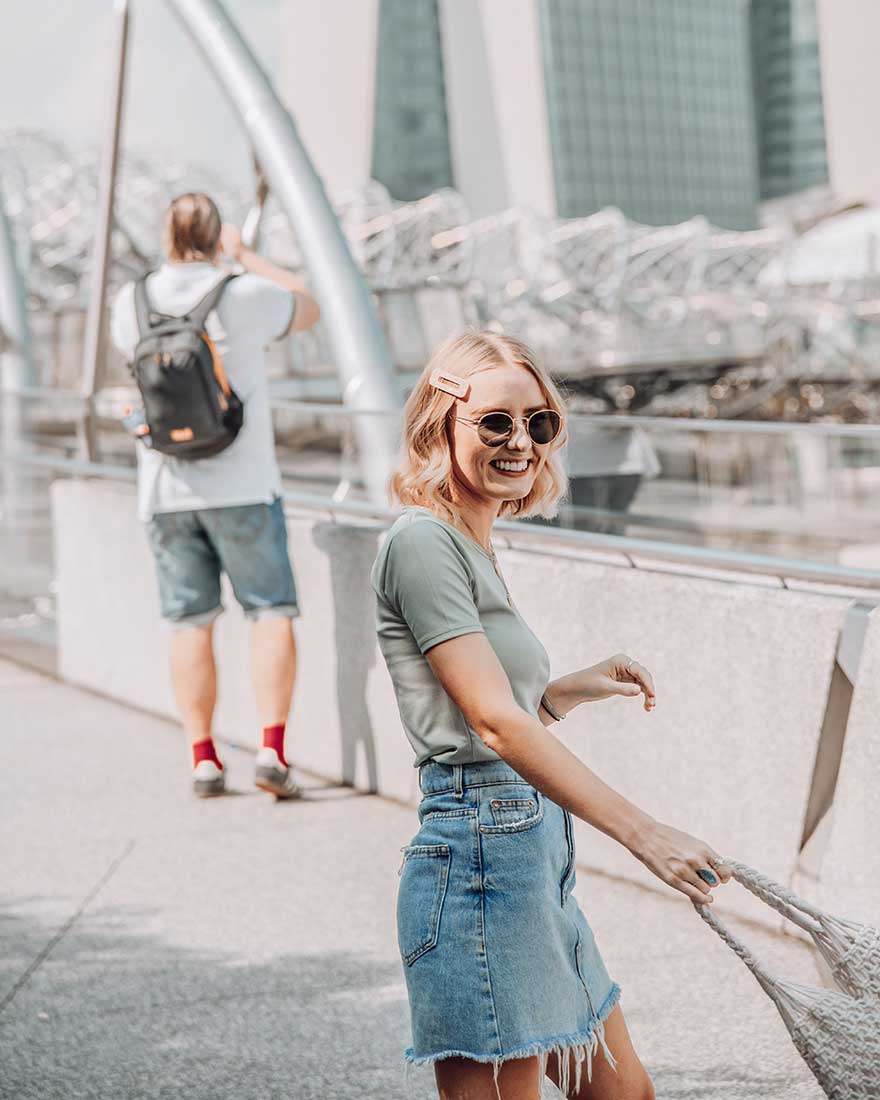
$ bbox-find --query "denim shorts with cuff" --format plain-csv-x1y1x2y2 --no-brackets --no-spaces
146,498,299,629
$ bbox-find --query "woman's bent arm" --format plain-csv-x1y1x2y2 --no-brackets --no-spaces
427,631,727,904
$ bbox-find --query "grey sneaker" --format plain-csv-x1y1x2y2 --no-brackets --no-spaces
254,747,302,800
192,759,226,798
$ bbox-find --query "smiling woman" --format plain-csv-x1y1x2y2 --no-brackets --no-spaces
373,329,726,1100
389,330,569,543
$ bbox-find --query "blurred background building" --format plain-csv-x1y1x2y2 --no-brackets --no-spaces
753,0,828,203
5,0,880,435
285,0,830,228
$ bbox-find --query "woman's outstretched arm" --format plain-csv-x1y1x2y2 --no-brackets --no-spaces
426,632,729,905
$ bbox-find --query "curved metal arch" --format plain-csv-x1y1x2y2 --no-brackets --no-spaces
165,0,402,503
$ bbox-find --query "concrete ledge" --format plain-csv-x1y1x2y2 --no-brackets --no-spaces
52,480,420,806
54,479,851,920
502,546,848,906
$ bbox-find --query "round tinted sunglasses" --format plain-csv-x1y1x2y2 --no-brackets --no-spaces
455,408,562,447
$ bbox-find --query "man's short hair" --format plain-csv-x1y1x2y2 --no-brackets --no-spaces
164,193,222,263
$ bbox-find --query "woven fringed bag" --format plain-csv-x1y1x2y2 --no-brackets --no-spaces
722,859,880,1001
695,863,880,1100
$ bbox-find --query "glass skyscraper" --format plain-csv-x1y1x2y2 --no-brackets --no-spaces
751,0,828,201
369,0,828,224
538,0,827,228
539,0,762,228
371,0,453,201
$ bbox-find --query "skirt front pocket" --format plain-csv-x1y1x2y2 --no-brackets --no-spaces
397,844,451,965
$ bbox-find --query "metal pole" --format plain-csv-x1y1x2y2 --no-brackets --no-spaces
0,193,33,397
240,154,268,251
164,0,401,504
78,0,130,461
0,188,35,525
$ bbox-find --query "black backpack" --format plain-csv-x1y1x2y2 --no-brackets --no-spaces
131,273,243,460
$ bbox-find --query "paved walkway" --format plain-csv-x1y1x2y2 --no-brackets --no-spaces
1,659,825,1099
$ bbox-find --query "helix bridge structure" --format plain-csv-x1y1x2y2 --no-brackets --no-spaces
2,127,880,428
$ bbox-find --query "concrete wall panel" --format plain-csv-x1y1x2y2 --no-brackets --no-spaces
54,481,850,920
500,544,848,901
54,479,175,717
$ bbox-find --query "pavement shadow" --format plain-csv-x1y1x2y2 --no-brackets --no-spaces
311,522,382,792
0,906,423,1100
649,1066,804,1098
0,903,820,1100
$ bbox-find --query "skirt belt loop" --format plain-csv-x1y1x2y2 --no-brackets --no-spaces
453,764,464,799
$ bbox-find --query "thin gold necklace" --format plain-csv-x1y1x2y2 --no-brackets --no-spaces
458,515,512,607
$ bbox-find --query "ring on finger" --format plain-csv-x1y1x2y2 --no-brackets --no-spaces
697,868,719,886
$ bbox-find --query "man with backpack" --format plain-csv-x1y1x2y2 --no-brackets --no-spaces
110,192,320,799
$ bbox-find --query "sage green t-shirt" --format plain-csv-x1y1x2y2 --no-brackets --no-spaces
371,506,551,766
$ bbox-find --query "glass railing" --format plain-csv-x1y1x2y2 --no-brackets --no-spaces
2,390,879,670
8,389,880,558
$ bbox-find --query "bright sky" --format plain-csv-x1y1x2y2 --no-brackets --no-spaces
0,0,280,191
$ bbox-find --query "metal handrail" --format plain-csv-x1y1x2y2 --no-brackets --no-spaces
574,414,880,440
4,449,879,595
7,384,880,439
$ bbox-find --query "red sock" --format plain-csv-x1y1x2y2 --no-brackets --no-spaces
262,723,288,767
192,738,222,769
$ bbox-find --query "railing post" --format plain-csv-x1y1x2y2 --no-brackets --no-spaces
78,0,130,461
0,192,33,396
0,179,35,523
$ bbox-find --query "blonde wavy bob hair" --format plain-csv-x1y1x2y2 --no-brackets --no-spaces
390,331,568,523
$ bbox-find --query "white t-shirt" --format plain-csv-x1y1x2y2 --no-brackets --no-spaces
111,262,295,520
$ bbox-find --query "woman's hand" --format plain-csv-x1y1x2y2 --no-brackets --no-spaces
219,223,244,262
573,654,656,712
630,820,731,904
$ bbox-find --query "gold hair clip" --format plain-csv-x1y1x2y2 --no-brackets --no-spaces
429,369,470,400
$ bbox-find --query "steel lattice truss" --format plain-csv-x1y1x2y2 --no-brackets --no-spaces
0,130,246,310
2,129,878,420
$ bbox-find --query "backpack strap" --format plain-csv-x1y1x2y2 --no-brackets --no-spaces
134,275,156,337
186,273,238,331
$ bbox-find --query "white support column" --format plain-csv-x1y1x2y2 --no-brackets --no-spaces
816,0,880,204
438,0,509,217
473,0,556,216
278,0,380,195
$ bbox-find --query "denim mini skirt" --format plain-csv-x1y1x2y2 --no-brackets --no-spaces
398,759,621,1087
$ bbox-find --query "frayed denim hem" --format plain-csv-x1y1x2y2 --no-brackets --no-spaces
405,982,621,1096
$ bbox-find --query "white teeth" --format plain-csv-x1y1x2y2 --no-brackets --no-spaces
492,460,529,472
